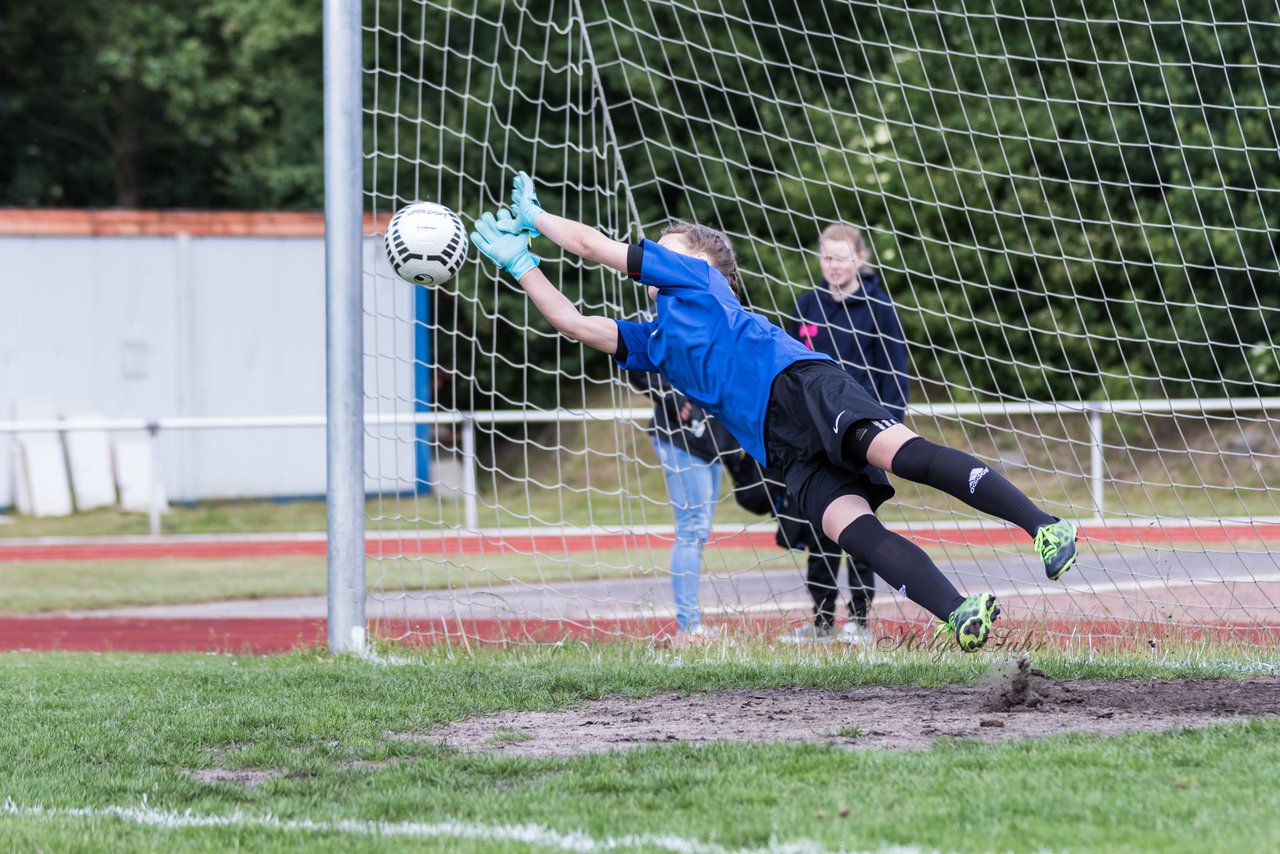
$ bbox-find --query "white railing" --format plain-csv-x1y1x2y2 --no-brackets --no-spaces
3,396,1279,535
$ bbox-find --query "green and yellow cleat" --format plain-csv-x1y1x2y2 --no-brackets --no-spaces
936,593,1000,653
1035,519,1078,581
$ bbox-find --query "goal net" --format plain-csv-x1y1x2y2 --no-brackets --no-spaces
359,0,1280,650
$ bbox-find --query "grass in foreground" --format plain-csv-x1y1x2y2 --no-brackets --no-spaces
0,647,1277,852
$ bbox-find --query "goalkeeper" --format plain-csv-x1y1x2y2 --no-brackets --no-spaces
471,173,1078,652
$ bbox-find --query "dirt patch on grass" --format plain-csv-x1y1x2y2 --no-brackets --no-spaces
188,768,285,787
422,661,1280,757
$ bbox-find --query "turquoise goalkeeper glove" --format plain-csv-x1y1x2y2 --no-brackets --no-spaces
471,209,540,280
502,171,545,237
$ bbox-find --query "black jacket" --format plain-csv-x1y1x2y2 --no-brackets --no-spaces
627,370,737,464
791,270,909,419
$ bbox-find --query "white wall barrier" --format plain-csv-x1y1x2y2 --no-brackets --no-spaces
0,227,413,507
3,396,1277,535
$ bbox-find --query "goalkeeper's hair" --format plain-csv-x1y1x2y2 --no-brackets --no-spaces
661,221,741,298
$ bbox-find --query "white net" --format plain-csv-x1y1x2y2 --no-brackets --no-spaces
361,0,1280,649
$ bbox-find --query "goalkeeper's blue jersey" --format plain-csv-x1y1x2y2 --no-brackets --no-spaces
613,239,830,464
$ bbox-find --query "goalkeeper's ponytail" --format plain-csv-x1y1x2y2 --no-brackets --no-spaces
660,221,742,299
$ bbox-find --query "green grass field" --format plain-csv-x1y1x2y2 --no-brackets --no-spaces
1,476,1275,541
0,648,1277,852
0,547,805,614
0,556,330,613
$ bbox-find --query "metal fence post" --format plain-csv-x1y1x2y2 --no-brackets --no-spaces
1087,404,1105,518
461,414,479,531
323,0,365,655
147,422,162,536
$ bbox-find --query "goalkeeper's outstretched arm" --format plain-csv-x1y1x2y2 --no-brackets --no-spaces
505,171,629,273
470,208,618,355
516,267,619,354
529,211,629,273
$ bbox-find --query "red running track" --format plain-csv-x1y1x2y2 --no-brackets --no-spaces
3,520,1278,562
0,615,1274,654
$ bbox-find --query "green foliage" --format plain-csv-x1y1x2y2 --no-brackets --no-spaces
0,0,322,208
576,0,1280,402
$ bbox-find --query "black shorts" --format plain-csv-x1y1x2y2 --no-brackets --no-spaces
763,360,898,530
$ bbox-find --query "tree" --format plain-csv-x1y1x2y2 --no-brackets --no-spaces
0,0,323,208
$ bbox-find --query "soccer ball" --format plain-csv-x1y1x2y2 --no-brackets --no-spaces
383,202,468,286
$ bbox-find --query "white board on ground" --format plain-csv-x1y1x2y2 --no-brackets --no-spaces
11,400,73,517
11,443,31,515
65,418,116,510
114,437,169,514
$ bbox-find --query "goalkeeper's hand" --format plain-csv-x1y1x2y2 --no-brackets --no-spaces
501,171,544,237
471,209,540,281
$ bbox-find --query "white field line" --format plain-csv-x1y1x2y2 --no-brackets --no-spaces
0,798,935,854
701,600,822,617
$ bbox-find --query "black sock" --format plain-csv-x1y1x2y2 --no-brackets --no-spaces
837,516,964,621
890,438,1056,537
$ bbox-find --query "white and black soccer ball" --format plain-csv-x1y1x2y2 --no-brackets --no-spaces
383,202,468,286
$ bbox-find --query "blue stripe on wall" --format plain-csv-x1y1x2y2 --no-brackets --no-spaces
414,285,431,492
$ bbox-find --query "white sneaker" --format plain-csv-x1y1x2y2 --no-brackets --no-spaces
671,625,722,647
838,622,871,645
777,624,835,645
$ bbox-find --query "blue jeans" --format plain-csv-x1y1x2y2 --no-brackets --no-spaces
652,435,722,632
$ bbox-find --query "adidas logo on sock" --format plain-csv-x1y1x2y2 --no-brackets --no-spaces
968,466,990,494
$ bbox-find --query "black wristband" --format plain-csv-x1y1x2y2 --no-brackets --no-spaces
626,243,644,278
614,326,629,361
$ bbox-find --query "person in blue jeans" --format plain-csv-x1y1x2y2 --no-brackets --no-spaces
781,223,910,645
630,367,733,642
